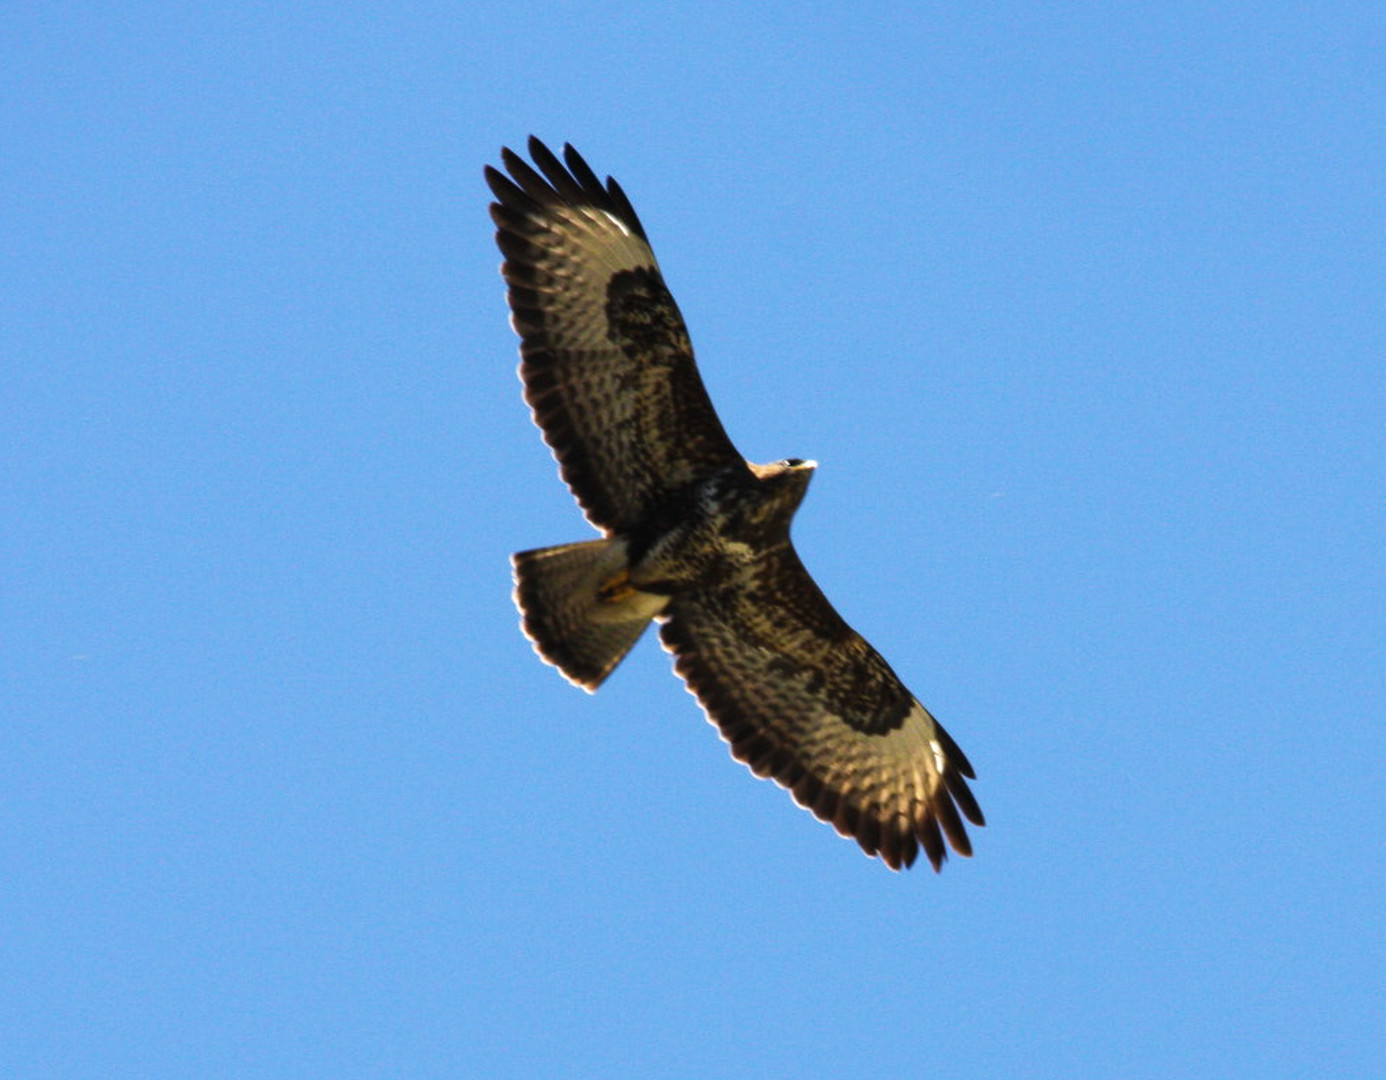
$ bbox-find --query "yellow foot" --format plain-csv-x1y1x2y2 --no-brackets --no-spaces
597,569,636,604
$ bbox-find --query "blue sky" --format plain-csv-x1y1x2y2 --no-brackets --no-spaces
4,3,1383,1077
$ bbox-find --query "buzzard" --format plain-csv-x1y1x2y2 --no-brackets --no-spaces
488,138,983,871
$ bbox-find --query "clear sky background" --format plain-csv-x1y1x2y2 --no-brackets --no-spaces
4,4,1383,1078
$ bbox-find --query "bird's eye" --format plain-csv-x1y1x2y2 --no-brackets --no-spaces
783,458,805,468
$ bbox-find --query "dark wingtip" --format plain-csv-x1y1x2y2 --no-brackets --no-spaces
486,138,650,244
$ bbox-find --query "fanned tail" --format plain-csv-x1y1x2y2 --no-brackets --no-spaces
511,540,668,691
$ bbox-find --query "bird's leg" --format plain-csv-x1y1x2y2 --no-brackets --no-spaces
597,568,636,604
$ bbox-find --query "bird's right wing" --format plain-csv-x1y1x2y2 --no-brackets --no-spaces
488,138,746,535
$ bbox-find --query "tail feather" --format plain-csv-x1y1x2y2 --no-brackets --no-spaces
511,539,668,690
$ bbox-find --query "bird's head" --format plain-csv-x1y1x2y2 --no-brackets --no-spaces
749,457,817,520
750,456,817,482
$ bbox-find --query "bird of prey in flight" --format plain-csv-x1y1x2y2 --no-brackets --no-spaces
488,138,983,870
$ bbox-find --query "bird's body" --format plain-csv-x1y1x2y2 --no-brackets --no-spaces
626,459,813,592
489,138,984,871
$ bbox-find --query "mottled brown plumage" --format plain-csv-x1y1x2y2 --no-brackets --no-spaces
489,138,983,870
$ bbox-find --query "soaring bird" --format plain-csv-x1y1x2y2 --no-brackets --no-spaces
488,138,983,870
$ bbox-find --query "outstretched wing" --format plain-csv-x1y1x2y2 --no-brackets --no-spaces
487,138,746,535
659,547,984,871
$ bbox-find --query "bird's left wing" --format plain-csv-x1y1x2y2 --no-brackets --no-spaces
659,546,983,871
